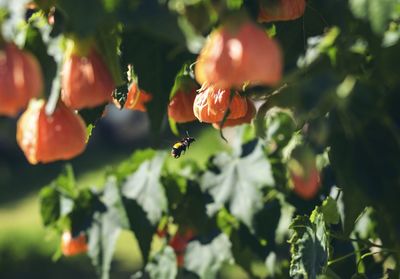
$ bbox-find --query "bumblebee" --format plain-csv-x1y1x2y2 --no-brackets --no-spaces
171,132,195,158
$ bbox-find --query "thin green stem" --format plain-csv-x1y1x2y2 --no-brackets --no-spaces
331,233,399,253
328,248,368,266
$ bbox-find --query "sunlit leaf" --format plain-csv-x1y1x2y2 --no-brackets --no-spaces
87,177,125,279
184,233,233,279
289,214,329,278
200,141,274,228
145,246,178,279
122,152,167,225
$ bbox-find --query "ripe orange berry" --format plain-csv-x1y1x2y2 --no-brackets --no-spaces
169,228,195,267
168,88,198,123
61,46,115,109
212,98,256,129
258,0,306,23
291,166,321,200
61,231,88,256
195,19,282,89
193,84,247,123
17,99,87,164
0,43,43,116
289,146,321,200
115,83,152,112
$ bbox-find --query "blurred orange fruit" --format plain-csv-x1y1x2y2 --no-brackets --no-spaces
258,0,306,23
61,231,88,256
168,88,197,123
17,99,87,164
114,83,152,112
62,47,114,109
195,19,282,89
0,43,43,116
291,166,321,200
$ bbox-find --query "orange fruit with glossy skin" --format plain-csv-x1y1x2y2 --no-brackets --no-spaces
120,83,152,112
258,0,306,23
193,84,247,123
61,231,88,256
212,99,256,129
0,43,43,116
195,19,282,89
17,99,87,164
168,88,197,123
61,47,115,109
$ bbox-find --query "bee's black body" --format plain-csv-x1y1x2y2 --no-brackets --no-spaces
171,134,195,158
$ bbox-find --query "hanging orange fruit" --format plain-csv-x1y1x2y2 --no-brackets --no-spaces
193,84,248,123
291,166,320,200
195,18,282,89
168,71,199,123
168,89,197,123
61,231,88,256
61,40,115,110
289,145,321,200
169,228,195,267
17,99,87,164
258,0,306,23
212,98,256,129
0,43,44,117
114,83,152,112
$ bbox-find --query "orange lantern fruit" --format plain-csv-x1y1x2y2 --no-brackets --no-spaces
168,66,199,123
212,98,256,129
258,0,306,23
61,41,115,110
17,99,87,164
291,166,321,200
289,146,321,200
193,84,248,123
114,83,152,112
195,19,282,89
169,228,195,267
61,231,88,256
0,43,44,117
168,89,197,123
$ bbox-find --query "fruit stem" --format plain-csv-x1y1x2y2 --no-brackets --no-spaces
65,35,94,57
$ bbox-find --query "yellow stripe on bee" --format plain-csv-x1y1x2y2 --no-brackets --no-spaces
173,142,182,149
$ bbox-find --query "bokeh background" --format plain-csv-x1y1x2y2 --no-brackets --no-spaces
0,106,249,278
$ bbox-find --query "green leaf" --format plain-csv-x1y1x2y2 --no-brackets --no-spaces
230,224,269,276
122,152,167,225
289,214,329,278
320,197,340,225
349,0,396,34
123,198,156,263
253,197,282,243
39,186,61,227
184,233,233,279
96,26,124,86
87,177,125,279
39,165,78,227
145,246,178,279
114,149,156,181
200,141,275,228
163,176,210,232
256,108,296,152
56,0,107,38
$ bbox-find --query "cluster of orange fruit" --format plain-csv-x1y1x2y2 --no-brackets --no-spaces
0,37,151,164
1,0,305,167
167,0,306,128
